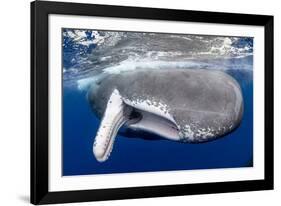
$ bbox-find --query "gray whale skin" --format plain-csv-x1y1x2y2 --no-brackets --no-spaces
88,68,244,162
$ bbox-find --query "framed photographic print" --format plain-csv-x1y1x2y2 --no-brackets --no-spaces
31,0,274,204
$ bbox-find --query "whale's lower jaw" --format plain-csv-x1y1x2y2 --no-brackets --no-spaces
93,89,180,162
93,89,129,162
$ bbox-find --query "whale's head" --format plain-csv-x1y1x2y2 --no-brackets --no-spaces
87,69,243,162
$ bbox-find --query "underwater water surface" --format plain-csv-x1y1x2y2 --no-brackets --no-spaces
62,29,253,176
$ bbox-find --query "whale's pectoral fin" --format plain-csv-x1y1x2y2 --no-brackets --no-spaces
93,89,132,162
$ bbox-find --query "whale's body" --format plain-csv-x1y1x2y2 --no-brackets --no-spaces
88,68,244,162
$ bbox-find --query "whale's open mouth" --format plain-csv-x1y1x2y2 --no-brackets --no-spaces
93,89,180,162
127,109,180,141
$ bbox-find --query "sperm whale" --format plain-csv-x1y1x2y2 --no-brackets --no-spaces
88,68,244,162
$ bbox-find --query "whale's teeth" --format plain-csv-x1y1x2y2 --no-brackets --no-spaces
93,89,127,162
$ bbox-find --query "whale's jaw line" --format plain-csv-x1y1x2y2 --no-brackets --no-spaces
93,89,129,162
93,89,180,162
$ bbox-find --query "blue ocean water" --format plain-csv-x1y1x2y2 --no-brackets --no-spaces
62,29,253,176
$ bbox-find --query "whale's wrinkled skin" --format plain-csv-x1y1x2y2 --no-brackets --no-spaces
87,68,244,162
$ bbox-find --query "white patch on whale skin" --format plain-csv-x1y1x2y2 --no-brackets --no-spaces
179,125,217,142
93,89,126,162
179,125,195,141
197,127,216,139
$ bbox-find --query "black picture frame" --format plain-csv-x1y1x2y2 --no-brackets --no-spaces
31,0,274,204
